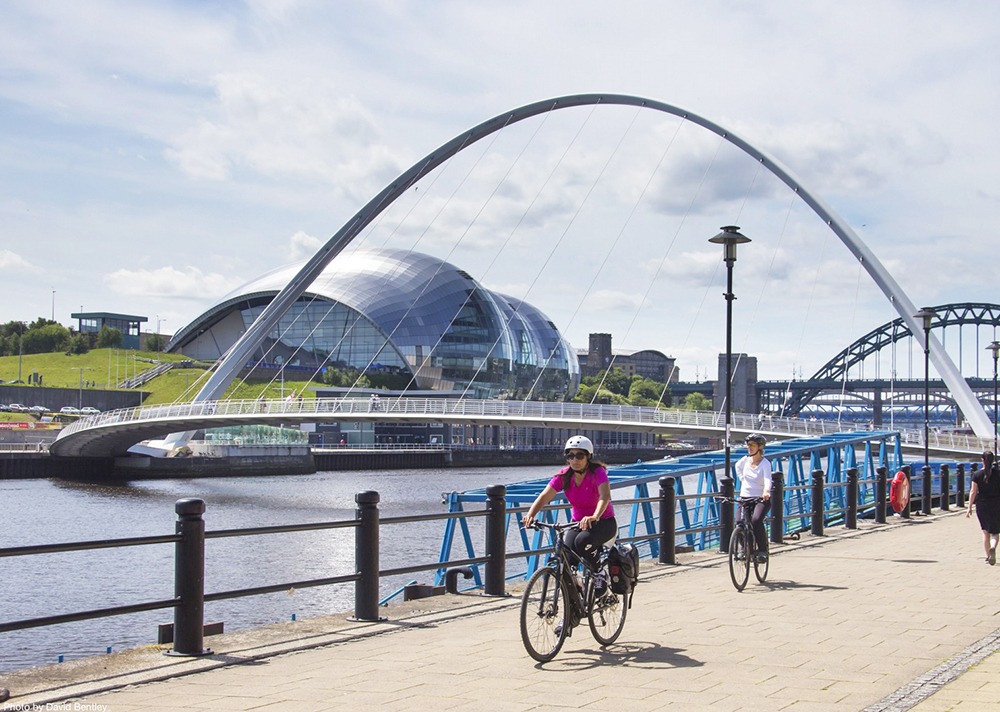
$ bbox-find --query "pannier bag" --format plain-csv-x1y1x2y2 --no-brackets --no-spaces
607,543,640,595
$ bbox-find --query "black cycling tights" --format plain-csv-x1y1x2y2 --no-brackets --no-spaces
564,517,618,569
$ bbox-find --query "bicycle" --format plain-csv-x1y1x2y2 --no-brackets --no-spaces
519,521,629,662
718,496,769,591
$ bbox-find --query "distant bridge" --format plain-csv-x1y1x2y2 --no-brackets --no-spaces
49,397,992,459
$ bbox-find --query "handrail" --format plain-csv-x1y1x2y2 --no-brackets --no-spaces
56,396,992,455
0,461,975,659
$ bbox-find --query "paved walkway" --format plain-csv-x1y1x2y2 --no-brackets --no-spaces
4,510,1000,711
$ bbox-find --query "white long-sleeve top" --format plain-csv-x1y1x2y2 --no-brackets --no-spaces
735,455,773,498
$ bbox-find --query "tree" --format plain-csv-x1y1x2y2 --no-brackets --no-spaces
65,332,90,355
582,367,632,396
628,377,670,407
21,323,71,354
572,382,629,405
683,392,713,411
97,326,123,349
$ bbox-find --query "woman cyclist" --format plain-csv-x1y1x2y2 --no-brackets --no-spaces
523,436,617,583
735,433,772,562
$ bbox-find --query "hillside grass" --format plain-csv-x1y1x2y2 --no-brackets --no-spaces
0,349,323,407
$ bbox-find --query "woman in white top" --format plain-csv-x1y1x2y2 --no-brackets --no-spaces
735,433,772,562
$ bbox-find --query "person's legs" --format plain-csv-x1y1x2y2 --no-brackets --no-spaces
750,500,771,559
567,518,616,569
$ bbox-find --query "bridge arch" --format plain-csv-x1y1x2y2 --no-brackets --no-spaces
785,302,1000,415
166,93,991,446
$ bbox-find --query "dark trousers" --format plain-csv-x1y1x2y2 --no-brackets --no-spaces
564,517,618,569
737,498,771,554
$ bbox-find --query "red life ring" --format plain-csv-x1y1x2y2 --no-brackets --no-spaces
890,470,910,513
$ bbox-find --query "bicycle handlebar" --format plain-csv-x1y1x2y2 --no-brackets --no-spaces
524,520,581,532
714,495,766,505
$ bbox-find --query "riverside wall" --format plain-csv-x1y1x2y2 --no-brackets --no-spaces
0,446,675,480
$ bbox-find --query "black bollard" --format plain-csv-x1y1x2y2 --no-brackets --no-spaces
940,464,950,511
922,465,933,515
901,465,912,519
846,467,858,529
658,476,676,565
770,472,784,544
811,469,825,536
354,491,381,621
957,463,966,508
171,498,210,656
876,466,887,524
484,484,507,596
719,477,735,553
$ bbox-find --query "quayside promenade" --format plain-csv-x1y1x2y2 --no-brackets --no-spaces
4,510,1000,711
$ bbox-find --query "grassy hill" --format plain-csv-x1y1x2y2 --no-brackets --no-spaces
0,348,323,412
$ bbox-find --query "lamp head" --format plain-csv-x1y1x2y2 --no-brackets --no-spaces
708,225,751,261
913,307,937,333
988,341,1000,360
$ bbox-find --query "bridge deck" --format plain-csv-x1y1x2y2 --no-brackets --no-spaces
6,510,999,710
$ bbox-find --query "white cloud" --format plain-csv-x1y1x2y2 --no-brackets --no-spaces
0,249,42,273
288,230,323,260
103,266,244,300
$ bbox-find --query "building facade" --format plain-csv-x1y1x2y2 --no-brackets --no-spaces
167,248,580,401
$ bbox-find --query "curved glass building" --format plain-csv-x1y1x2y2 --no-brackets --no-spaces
168,248,580,400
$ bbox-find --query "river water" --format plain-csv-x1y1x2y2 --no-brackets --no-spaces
0,465,554,674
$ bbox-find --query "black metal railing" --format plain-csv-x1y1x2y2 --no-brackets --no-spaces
0,466,972,658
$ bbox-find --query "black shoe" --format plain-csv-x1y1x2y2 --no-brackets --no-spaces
754,552,768,563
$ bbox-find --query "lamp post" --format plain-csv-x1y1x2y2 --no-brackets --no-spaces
987,340,1000,456
914,308,937,473
709,225,751,548
17,321,24,383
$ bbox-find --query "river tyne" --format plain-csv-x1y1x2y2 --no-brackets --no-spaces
1,464,555,674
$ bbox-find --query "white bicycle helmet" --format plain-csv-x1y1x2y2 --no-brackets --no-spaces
564,435,594,454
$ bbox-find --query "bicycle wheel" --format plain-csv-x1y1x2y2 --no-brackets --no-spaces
520,565,570,662
588,578,627,645
728,526,750,591
754,548,769,583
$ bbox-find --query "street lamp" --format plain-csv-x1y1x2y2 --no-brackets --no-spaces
16,321,25,383
914,308,937,473
709,225,751,537
987,340,1000,455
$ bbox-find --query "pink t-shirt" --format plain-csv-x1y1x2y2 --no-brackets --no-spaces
547,466,615,522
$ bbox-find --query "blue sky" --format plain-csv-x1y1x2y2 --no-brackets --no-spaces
3,0,1000,382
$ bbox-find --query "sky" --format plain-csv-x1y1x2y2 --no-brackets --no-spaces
3,0,1000,384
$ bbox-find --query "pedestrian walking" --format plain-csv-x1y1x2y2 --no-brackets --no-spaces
967,450,1000,565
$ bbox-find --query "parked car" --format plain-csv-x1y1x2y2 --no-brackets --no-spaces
8,403,27,412
59,406,80,415
78,406,100,415
0,403,8,412
30,405,49,414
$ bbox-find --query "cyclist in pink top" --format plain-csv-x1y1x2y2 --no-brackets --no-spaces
524,435,617,572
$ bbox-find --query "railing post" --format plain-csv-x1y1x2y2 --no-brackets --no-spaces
484,484,507,596
957,463,966,508
171,498,209,656
845,467,858,529
354,491,382,621
770,471,784,544
921,465,933,515
940,464,950,511
719,477,734,553
811,469,825,537
875,466,887,524
901,465,912,519
658,476,676,565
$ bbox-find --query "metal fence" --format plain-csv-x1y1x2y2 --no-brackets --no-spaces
0,460,973,657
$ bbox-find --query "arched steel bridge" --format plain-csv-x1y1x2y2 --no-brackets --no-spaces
49,397,991,459
158,93,992,453
768,302,1000,417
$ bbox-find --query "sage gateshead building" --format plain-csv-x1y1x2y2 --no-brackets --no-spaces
167,248,581,400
